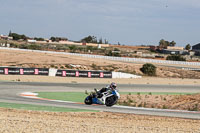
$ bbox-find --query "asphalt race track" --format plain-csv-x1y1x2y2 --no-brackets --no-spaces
0,81,200,119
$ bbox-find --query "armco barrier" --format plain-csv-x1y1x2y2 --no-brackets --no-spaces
56,70,112,78
0,67,112,78
0,67,49,75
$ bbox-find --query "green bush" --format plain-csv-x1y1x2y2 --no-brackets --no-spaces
162,105,168,109
18,44,41,50
27,44,42,50
68,45,77,53
166,55,186,61
86,46,97,51
91,63,99,70
10,43,19,48
140,63,156,76
105,50,121,57
19,44,28,49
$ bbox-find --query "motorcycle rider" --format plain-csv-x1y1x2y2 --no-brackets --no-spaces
95,82,117,98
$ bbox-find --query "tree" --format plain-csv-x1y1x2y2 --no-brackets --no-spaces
21,34,27,40
50,37,56,42
185,44,191,50
9,30,12,36
34,37,45,41
159,39,167,48
140,63,156,76
165,41,170,46
99,38,103,44
159,39,176,48
104,39,108,44
50,37,67,42
170,41,176,46
81,36,97,43
9,33,27,40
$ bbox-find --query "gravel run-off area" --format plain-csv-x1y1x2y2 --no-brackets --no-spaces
0,108,200,133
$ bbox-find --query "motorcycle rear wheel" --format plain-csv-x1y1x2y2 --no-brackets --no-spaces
84,96,93,105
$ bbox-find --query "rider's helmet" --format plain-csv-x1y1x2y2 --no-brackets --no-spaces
110,82,117,90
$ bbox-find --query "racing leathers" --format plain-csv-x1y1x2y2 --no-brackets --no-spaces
95,86,114,98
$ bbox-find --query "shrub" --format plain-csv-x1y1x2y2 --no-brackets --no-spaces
19,44,28,49
143,102,147,107
91,63,97,69
114,48,120,51
65,64,72,69
188,104,199,111
128,98,134,103
121,100,130,106
162,105,168,109
27,44,42,50
166,55,186,61
138,103,143,107
10,43,19,48
86,46,97,51
105,50,121,57
68,45,77,53
77,47,84,52
17,44,42,50
140,63,156,76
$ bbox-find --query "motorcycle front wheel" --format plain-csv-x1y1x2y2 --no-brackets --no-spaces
105,95,118,107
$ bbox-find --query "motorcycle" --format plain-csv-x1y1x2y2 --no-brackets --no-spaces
84,89,120,107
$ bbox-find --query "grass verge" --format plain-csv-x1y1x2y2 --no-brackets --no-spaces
37,92,195,103
0,102,97,112
37,92,87,103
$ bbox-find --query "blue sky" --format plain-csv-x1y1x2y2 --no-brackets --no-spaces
0,0,200,46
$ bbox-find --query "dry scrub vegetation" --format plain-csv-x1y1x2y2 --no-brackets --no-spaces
119,93,200,111
0,49,200,132
0,108,200,133
1,49,200,79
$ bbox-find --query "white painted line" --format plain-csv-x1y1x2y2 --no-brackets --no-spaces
20,92,77,104
114,105,200,114
21,92,38,96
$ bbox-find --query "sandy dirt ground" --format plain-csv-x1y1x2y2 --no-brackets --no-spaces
1,49,200,79
119,93,200,111
1,49,200,132
0,108,200,133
